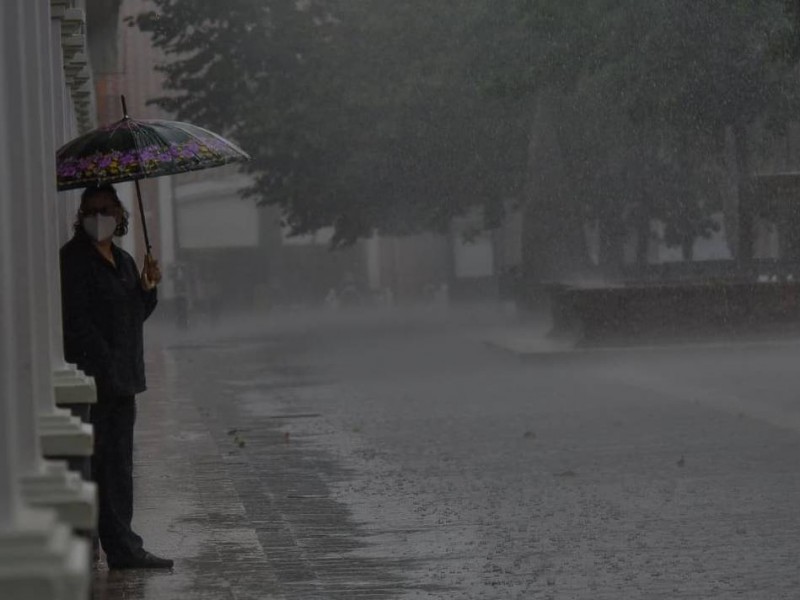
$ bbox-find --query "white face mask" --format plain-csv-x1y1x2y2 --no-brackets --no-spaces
82,214,118,242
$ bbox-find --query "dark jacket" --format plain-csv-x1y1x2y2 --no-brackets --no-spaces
60,233,157,396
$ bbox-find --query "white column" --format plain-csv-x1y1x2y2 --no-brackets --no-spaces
8,0,95,532
50,1,97,410
0,3,89,599
25,0,94,459
60,79,81,241
0,26,23,541
48,8,70,374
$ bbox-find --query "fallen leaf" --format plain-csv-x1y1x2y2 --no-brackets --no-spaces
554,470,577,478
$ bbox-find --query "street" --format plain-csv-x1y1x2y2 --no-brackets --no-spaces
94,308,800,599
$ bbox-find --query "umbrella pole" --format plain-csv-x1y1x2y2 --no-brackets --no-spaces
134,178,152,256
124,94,150,257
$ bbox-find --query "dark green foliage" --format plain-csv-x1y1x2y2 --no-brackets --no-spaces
131,0,525,246
132,0,800,263
477,0,800,263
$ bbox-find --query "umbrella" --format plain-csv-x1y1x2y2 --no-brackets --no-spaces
56,95,250,255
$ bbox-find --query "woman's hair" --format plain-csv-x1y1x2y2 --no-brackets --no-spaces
73,183,130,237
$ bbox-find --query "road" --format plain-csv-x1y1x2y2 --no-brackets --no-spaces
99,308,800,599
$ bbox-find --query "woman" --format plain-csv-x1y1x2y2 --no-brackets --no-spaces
60,183,172,570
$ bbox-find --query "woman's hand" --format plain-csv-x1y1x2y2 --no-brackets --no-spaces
141,254,162,290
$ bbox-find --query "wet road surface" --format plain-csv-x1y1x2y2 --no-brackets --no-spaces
94,309,800,599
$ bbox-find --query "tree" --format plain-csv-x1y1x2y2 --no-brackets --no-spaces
133,0,361,239
619,0,800,258
475,0,800,272
131,0,524,246
134,0,800,275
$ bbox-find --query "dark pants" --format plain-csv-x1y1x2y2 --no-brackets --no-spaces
91,387,144,562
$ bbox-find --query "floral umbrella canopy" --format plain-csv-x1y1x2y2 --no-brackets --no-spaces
56,96,250,254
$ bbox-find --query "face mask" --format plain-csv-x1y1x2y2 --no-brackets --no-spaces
82,214,118,242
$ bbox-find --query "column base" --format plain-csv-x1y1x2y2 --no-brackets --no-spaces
20,461,97,531
38,408,93,457
0,506,90,600
53,368,96,407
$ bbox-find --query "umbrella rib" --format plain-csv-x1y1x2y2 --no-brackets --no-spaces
127,119,147,178
155,120,249,158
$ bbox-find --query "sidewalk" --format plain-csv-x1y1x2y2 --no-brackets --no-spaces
91,344,282,600
90,311,800,598
481,323,575,356
482,321,800,358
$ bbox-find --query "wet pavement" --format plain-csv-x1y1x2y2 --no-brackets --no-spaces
93,309,800,599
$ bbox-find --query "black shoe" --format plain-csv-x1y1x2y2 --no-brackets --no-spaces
108,550,174,570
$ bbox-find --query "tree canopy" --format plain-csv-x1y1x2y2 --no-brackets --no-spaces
475,0,800,265
133,0,800,265
132,0,524,245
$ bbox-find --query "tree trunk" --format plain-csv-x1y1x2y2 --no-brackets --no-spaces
725,123,752,260
681,234,695,262
520,90,587,294
597,209,625,279
635,207,650,265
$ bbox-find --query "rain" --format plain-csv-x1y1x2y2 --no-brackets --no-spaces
5,1,800,599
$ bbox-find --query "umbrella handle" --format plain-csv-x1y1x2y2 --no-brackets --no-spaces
134,178,152,256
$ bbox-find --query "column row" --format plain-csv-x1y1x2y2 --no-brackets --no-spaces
0,0,100,598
